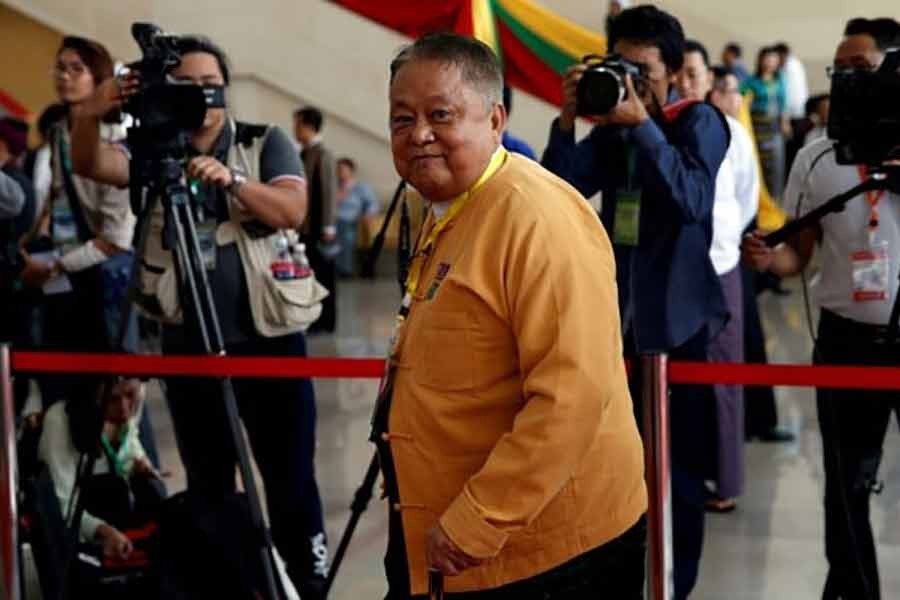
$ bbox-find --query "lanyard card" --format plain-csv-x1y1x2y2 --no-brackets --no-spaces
196,219,218,271
51,202,80,253
613,192,641,247
851,239,890,302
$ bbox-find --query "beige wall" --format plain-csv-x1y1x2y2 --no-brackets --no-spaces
4,0,898,200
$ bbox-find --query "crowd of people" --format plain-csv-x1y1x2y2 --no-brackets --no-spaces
0,3,899,600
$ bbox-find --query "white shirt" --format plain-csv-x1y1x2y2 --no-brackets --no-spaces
31,144,53,218
784,137,900,324
783,55,810,120
710,116,760,275
37,402,147,541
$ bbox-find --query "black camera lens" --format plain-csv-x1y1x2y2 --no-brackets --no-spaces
577,68,625,116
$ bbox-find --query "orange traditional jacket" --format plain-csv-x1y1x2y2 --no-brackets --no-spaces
385,153,647,595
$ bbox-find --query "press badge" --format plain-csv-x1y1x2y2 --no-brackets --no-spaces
196,220,218,271
851,240,889,302
613,193,641,246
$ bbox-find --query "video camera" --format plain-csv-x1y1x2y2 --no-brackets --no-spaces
576,54,646,116
123,23,224,201
828,48,900,171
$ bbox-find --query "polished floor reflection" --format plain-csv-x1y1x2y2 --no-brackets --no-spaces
29,277,900,599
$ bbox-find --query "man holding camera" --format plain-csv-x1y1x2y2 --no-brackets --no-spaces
743,18,900,600
541,6,729,598
70,35,329,598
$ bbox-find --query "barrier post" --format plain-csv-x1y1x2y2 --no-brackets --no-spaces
0,344,19,600
642,353,672,600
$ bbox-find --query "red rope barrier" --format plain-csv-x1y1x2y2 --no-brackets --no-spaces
11,351,900,390
669,361,900,390
11,352,385,380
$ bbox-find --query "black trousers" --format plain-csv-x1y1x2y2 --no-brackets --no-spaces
305,238,337,333
816,309,900,600
162,330,327,587
385,517,646,600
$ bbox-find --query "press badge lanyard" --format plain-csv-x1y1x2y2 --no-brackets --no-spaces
372,147,508,434
851,166,891,304
858,165,887,241
394,146,508,328
100,425,132,478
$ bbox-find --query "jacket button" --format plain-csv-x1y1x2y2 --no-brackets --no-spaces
381,433,391,442
393,503,402,512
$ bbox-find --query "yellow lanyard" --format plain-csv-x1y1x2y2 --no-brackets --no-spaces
399,146,508,317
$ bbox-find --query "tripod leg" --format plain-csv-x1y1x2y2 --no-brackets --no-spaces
166,195,283,600
323,452,381,597
58,452,97,600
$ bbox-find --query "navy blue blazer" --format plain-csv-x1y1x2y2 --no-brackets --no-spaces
542,101,730,353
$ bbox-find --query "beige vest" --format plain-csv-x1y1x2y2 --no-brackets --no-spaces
136,120,327,337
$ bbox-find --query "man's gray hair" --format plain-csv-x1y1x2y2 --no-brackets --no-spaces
390,32,504,107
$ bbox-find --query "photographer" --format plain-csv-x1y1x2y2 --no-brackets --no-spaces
70,35,330,597
743,17,900,600
541,6,729,598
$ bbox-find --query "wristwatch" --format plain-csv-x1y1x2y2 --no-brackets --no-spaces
227,168,247,196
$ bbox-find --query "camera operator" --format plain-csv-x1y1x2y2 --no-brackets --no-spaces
541,6,729,598
70,35,330,597
743,17,900,600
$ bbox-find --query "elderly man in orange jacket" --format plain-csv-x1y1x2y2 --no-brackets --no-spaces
372,32,648,599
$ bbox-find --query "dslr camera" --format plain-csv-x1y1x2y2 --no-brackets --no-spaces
576,54,646,116
828,48,900,173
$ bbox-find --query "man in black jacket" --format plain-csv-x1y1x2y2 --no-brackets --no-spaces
294,106,338,333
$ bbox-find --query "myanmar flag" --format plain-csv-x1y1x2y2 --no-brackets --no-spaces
331,0,607,107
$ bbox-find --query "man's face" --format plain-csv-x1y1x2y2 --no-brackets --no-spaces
389,59,505,203
721,49,736,67
294,119,315,146
104,380,140,426
710,73,742,119
834,34,884,72
337,162,353,184
171,52,227,132
613,40,674,115
677,51,712,102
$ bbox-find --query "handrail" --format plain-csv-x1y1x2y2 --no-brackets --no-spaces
0,345,19,600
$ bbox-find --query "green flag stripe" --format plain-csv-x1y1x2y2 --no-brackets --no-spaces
491,0,575,75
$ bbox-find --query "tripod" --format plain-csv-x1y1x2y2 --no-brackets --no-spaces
324,180,410,597
140,157,283,600
59,156,283,600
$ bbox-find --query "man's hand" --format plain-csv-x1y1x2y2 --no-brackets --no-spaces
741,230,776,272
20,256,54,288
425,525,482,576
187,156,233,189
559,64,588,132
75,73,140,119
607,75,650,128
96,524,133,560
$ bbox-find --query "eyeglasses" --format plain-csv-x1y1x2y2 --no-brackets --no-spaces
51,62,88,78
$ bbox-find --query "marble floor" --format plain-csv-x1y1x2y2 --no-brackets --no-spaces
21,276,900,599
